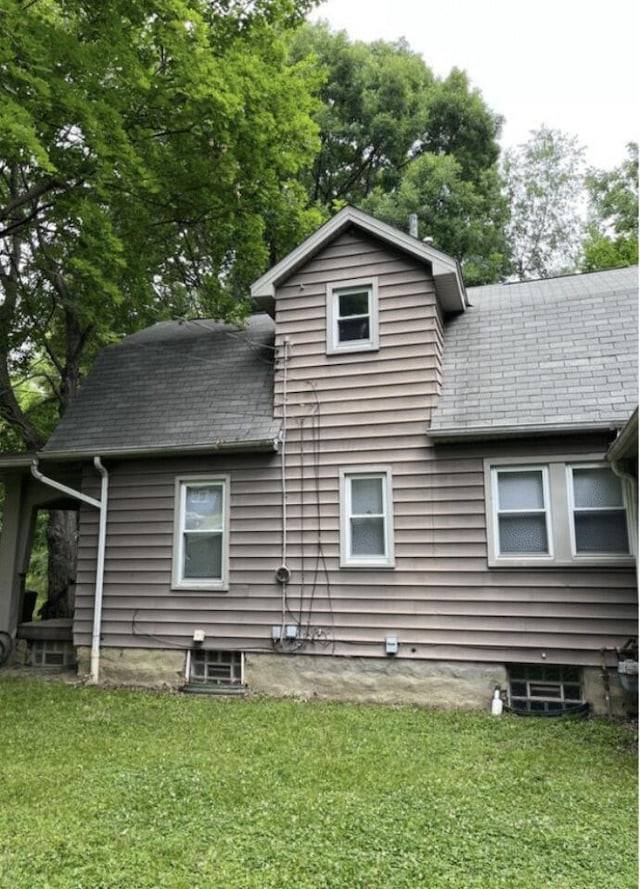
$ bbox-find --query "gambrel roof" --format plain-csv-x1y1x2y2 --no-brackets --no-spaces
43,314,279,459
429,266,638,441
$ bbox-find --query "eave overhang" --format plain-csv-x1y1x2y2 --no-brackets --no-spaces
40,437,281,462
250,206,468,316
607,408,638,462
0,453,38,478
428,421,623,444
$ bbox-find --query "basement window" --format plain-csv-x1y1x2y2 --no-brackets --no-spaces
187,650,244,690
508,665,584,714
30,639,76,669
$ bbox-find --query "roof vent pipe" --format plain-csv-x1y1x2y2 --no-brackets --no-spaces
408,214,419,238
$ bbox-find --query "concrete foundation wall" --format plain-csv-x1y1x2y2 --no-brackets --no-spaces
73,647,637,717
245,653,506,710
76,646,185,688
582,666,636,717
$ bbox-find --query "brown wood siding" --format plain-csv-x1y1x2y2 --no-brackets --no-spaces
73,229,637,669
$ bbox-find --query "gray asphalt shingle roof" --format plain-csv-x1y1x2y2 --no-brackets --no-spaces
44,314,279,456
43,266,638,458
430,266,638,439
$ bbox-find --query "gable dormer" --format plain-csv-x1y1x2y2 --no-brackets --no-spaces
251,208,467,433
251,206,467,320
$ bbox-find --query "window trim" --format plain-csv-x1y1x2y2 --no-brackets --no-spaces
340,467,395,568
566,462,632,558
172,475,230,591
326,277,379,355
484,455,633,568
491,465,553,561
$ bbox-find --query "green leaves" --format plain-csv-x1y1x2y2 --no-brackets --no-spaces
0,0,319,450
582,142,638,271
289,25,509,285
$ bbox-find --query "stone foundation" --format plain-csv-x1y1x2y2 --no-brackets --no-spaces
245,653,505,709
583,666,637,718
72,646,636,717
76,646,185,688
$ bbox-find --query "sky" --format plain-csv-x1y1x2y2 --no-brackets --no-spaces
309,0,638,170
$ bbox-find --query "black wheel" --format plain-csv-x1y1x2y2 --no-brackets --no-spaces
0,631,14,667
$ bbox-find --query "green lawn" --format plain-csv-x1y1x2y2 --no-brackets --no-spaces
0,676,636,889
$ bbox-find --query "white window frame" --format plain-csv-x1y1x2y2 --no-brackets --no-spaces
491,465,553,562
566,463,632,559
327,277,379,355
484,456,633,568
172,475,230,591
340,467,395,568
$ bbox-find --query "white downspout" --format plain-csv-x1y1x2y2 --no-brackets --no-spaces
91,458,109,683
31,457,109,683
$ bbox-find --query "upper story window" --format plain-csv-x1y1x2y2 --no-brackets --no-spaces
340,467,395,568
485,458,633,568
327,278,379,354
173,476,229,590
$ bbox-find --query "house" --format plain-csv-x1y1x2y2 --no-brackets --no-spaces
0,207,637,714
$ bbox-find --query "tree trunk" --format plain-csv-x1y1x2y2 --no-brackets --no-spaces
42,510,78,619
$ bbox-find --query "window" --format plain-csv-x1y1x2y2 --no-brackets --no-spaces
568,465,630,555
327,278,379,354
187,650,243,688
494,467,551,556
173,476,229,590
485,458,632,567
340,468,395,567
30,639,76,669
508,665,584,714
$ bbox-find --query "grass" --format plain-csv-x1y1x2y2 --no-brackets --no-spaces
0,676,636,889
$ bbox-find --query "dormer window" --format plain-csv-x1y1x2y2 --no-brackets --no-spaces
327,278,379,354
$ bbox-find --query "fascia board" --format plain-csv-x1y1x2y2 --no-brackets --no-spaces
428,421,621,443
0,454,36,470
606,408,639,461
40,437,281,462
250,206,467,313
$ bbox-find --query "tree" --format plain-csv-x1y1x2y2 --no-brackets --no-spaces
0,0,321,616
289,24,509,283
289,25,435,205
361,152,509,285
581,142,638,271
502,126,586,280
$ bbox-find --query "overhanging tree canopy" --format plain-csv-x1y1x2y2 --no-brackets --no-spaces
0,0,321,616
288,24,510,284
0,0,321,450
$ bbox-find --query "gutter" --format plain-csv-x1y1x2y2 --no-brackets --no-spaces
606,408,638,462
428,420,623,444
40,437,280,463
31,456,109,684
